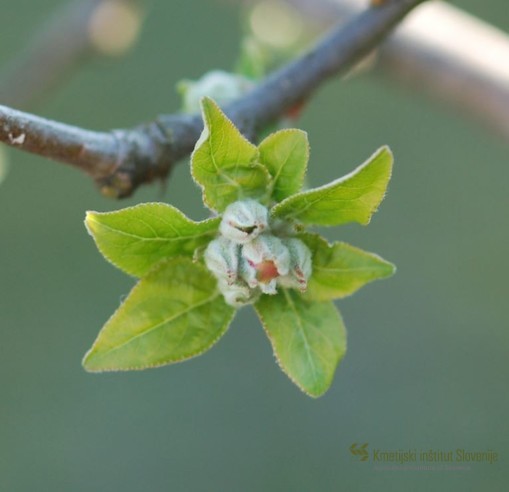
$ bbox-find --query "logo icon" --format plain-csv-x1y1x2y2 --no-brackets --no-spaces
350,443,369,462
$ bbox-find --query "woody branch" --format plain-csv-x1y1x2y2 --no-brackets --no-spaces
0,0,425,198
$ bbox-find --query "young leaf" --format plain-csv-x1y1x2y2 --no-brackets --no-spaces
191,97,269,212
254,289,346,397
83,258,235,372
85,203,220,277
258,129,309,202
271,146,393,226
300,234,396,301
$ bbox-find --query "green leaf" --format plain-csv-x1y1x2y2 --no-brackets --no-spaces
254,289,346,397
271,146,393,226
191,97,269,212
85,203,220,278
83,258,235,372
300,234,396,301
258,129,309,202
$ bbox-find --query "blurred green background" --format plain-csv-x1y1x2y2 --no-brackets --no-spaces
1,1,508,490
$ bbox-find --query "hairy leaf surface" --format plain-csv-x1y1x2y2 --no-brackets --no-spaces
85,203,219,277
191,97,269,212
272,146,393,226
258,129,309,202
83,258,235,372
301,234,395,300
255,290,346,397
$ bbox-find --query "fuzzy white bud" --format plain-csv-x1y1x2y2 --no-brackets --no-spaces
205,199,315,305
218,279,259,307
204,237,239,285
242,235,290,274
220,200,269,244
239,254,258,289
259,279,278,295
178,71,255,114
277,238,312,291
240,234,290,294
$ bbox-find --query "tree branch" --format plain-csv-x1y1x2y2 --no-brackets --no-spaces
0,0,425,198
282,0,509,141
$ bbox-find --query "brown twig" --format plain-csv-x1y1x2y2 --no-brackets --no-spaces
0,0,425,198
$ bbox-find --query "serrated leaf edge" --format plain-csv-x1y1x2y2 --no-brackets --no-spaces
258,128,310,201
300,234,397,301
190,97,262,212
253,291,345,398
85,202,220,278
271,145,393,225
82,257,236,372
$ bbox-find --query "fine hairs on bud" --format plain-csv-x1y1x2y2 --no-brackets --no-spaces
218,279,259,307
278,238,312,291
205,199,313,306
179,71,255,114
220,200,269,244
241,234,290,276
204,236,239,285
239,254,278,295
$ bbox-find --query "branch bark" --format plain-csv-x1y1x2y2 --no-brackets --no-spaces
283,0,509,141
0,0,425,198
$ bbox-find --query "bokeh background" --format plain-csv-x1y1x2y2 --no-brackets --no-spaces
1,1,508,490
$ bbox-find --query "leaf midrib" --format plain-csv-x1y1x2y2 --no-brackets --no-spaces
92,292,220,358
282,289,319,388
92,220,215,243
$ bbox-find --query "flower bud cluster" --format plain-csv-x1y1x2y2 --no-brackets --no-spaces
179,70,255,114
204,200,312,307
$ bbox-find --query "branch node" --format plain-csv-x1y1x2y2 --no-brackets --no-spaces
0,0,426,197
95,119,183,198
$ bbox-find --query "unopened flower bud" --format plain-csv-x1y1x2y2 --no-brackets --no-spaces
240,234,290,294
218,279,259,307
204,237,239,285
277,238,312,291
220,200,269,244
259,278,278,295
178,70,255,114
269,217,296,236
238,255,277,295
